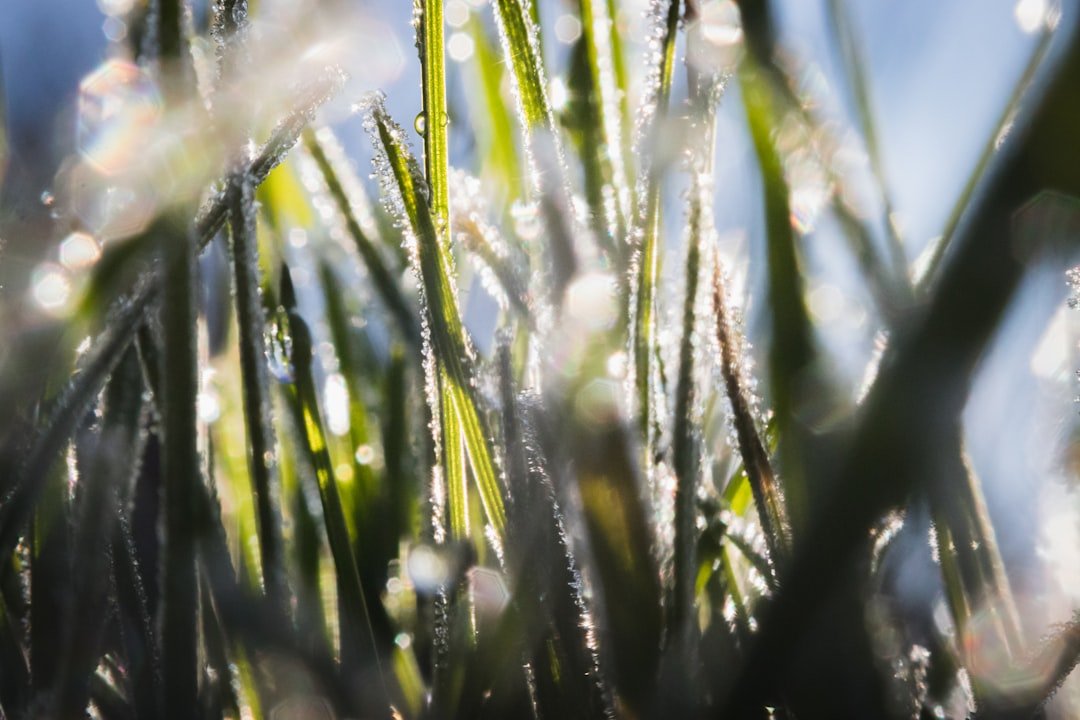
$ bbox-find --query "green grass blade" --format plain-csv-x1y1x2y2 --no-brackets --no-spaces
278,268,389,706
418,0,451,227
605,0,634,195
465,16,522,202
738,58,815,527
305,129,419,344
490,0,549,129
578,0,631,240
630,0,680,446
362,97,507,542
228,171,288,613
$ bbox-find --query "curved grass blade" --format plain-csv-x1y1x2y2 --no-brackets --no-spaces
362,97,507,542
0,279,149,566
304,128,418,344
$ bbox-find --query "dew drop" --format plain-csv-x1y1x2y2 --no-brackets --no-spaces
414,112,426,137
266,310,295,384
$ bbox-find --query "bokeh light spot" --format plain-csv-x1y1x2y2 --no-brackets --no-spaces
77,59,162,177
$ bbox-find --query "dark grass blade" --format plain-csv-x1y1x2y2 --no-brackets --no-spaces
711,262,789,578
737,57,816,528
499,345,614,720
227,171,288,613
157,214,201,720
0,71,343,571
159,2,203,698
52,348,144,717
277,268,390,710
717,18,1080,713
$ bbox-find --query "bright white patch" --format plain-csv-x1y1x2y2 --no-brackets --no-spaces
554,14,582,44
448,32,475,62
323,373,350,436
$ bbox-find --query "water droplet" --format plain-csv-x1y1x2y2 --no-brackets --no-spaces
266,310,295,383
414,112,426,136
40,190,55,207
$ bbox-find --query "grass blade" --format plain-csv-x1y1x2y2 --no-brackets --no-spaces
158,215,201,719
738,58,815,526
277,268,389,708
464,15,522,202
304,128,418,344
711,261,788,580
227,171,288,613
670,174,705,636
490,0,549,130
362,96,507,542
630,0,680,450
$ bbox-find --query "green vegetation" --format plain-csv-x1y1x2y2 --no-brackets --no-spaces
0,0,1078,718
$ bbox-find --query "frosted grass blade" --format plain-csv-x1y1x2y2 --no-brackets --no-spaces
305,129,418,343
490,0,549,129
711,262,788,578
670,175,704,636
362,98,507,541
227,171,288,612
630,0,680,448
